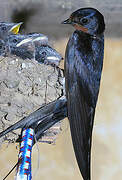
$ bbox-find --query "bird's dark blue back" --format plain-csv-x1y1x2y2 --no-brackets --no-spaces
65,30,104,180
65,30,104,107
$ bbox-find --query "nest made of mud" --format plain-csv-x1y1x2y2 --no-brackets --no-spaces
0,55,63,144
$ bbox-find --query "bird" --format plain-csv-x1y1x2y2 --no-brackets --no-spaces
0,97,67,144
0,33,62,66
14,34,62,66
0,32,65,144
0,22,23,40
7,34,47,60
0,22,23,56
62,7,105,180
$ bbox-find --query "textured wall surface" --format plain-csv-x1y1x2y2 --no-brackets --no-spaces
0,55,62,144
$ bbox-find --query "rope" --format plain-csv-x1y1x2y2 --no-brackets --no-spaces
15,128,34,180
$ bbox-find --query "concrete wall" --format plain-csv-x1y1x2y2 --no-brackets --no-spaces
0,0,121,38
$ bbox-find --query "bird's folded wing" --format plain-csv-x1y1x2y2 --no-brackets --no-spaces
67,78,95,180
0,98,67,138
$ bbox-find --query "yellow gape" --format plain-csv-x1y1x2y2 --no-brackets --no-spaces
10,22,23,34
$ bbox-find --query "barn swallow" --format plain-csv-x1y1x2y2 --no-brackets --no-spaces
3,34,62,66
0,22,23,40
35,45,62,66
15,33,48,47
6,34,41,60
15,34,62,66
62,8,105,180
27,32,49,45
0,33,65,140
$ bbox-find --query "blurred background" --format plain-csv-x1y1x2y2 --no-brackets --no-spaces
0,0,122,179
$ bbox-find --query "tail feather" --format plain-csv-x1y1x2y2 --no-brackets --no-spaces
67,85,95,180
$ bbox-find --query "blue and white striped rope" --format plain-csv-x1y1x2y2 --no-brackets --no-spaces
16,128,34,180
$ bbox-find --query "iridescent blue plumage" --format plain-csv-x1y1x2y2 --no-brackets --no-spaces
63,8,105,180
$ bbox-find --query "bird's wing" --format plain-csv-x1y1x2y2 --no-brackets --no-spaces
67,78,95,180
65,38,96,180
0,98,67,139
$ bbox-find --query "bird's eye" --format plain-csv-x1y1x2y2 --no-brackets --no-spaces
81,18,89,24
2,26,6,31
42,51,46,56
13,39,18,43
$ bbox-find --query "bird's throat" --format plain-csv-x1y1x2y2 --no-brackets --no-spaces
74,24,88,33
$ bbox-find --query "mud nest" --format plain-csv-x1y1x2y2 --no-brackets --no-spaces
0,55,63,144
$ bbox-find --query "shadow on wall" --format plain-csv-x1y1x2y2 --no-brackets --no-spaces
11,7,37,31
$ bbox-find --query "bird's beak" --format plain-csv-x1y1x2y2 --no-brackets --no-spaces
61,18,72,24
9,22,23,34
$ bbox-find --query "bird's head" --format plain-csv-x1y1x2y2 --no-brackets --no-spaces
8,34,27,47
62,8,105,36
0,22,23,40
37,45,63,67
